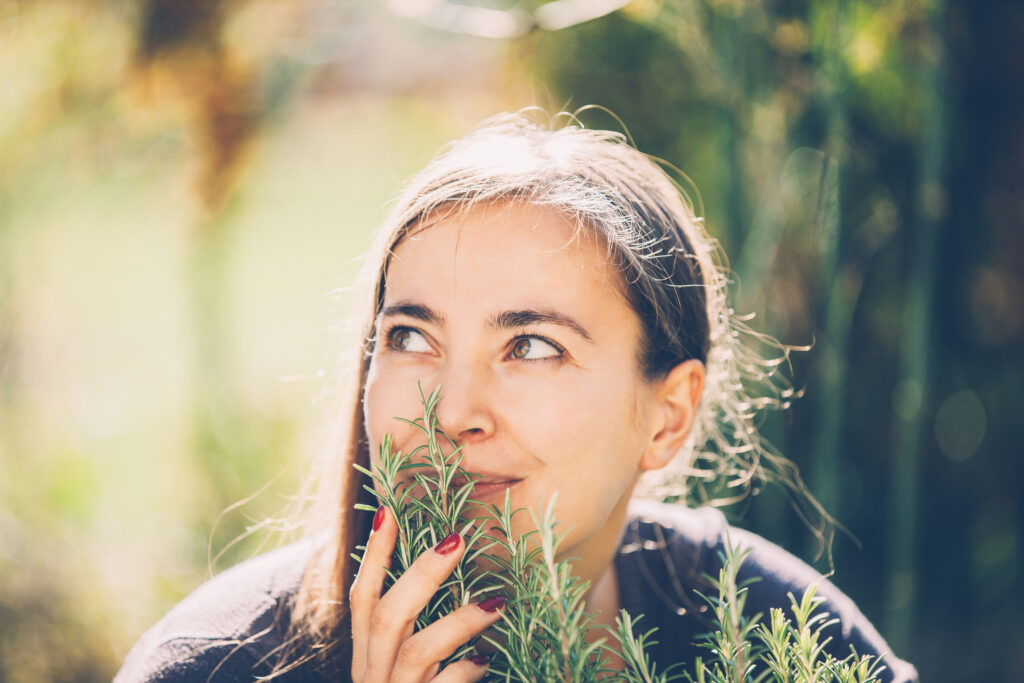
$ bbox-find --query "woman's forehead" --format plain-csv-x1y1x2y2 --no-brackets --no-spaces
389,203,612,286
382,202,631,324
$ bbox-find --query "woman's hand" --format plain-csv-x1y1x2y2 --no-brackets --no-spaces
349,506,503,682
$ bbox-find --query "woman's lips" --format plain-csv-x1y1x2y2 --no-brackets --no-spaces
411,472,524,502
469,478,522,502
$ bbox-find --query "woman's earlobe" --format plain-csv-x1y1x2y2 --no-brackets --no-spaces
639,360,706,471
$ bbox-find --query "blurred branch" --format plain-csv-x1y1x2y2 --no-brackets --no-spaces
383,0,633,38
886,0,949,654
134,0,261,214
137,0,228,60
132,0,286,543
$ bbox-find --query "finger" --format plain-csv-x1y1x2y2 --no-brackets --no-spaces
432,655,491,683
362,532,465,680
349,505,397,680
390,598,505,683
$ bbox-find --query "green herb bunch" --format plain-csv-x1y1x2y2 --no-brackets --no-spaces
686,543,886,683
354,387,887,683
352,386,495,657
354,386,667,681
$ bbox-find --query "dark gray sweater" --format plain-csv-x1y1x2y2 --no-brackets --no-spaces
116,501,918,682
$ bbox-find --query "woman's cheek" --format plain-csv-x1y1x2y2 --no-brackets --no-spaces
364,368,403,452
502,368,585,424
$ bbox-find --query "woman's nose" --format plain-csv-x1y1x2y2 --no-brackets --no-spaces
433,362,496,444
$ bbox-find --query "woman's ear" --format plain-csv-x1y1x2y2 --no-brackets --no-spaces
640,359,706,472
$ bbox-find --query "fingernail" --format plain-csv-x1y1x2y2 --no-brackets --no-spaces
476,594,505,612
469,654,489,667
372,506,386,532
434,532,461,555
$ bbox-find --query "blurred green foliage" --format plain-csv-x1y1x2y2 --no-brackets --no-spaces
0,1,1020,682
524,1,1024,680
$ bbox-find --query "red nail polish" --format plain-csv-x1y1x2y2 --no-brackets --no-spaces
372,506,385,532
434,532,461,555
469,654,490,667
476,595,505,613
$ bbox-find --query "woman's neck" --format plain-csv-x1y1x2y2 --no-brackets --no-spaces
585,560,621,625
584,561,626,672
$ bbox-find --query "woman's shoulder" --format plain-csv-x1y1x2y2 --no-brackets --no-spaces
115,539,318,683
619,500,919,683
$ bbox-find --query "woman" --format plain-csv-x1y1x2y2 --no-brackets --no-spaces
117,112,918,682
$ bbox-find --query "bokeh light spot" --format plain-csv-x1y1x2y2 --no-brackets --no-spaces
892,378,922,420
969,267,1023,345
971,498,1019,602
934,389,986,462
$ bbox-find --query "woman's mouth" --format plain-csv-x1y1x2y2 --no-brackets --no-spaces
407,471,524,505
451,473,524,502
469,478,523,502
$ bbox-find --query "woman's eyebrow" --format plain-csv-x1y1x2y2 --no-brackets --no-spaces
489,309,594,342
380,302,445,326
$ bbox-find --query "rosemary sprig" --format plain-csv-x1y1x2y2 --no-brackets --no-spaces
354,386,886,683
687,543,887,683
354,385,662,680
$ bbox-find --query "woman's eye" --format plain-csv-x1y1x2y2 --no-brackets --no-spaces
509,336,562,361
387,327,432,353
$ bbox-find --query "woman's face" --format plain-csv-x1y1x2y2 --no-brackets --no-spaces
363,201,669,580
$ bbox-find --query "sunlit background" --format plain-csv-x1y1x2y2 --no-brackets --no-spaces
0,1,1021,681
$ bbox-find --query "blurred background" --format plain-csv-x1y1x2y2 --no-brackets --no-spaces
0,0,1020,680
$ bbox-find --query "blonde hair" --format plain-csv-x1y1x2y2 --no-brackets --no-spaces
277,109,829,674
